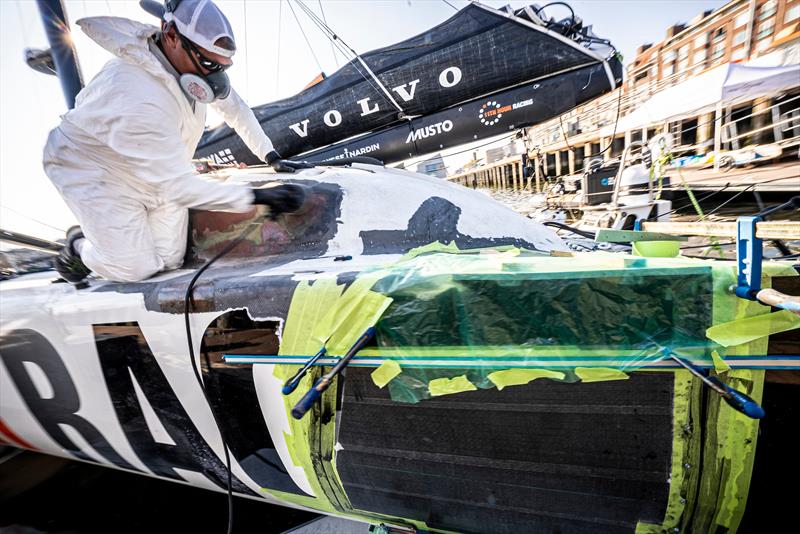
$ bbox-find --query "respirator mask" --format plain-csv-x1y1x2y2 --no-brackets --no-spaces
175,33,231,103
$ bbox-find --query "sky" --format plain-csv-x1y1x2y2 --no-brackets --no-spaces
0,0,728,242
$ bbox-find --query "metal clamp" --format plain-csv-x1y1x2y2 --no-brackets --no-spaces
735,216,763,300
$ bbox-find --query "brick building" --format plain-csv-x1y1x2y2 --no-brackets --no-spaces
522,0,800,181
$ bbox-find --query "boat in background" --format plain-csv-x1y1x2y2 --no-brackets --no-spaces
196,2,623,165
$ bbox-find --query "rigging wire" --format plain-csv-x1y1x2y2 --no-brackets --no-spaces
1,205,67,233
702,184,759,218
287,0,324,74
644,184,733,221
557,84,623,159
275,0,282,96
295,10,386,113
242,0,250,102
293,0,394,111
441,0,459,11
294,0,408,118
317,0,339,68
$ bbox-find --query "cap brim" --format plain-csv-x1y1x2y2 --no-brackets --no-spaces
139,0,166,19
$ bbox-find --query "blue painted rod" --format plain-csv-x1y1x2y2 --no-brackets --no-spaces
282,347,327,395
291,327,376,420
665,349,765,419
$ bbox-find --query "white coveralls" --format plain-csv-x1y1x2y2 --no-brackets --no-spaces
43,17,274,282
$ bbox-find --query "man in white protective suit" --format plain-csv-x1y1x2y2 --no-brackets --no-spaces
44,0,309,284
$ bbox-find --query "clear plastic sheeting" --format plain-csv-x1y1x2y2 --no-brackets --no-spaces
364,246,717,402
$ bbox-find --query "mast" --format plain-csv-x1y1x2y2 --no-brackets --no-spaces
35,0,84,109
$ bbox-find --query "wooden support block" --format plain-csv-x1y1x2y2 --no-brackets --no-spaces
595,229,689,243
641,221,800,240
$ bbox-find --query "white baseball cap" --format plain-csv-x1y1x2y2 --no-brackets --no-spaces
140,0,236,57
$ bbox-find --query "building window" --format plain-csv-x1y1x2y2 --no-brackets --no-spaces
758,0,777,20
787,4,800,23
734,10,749,28
756,38,772,52
662,50,676,63
757,19,775,40
694,34,707,48
678,45,689,60
664,63,675,76
731,47,746,61
711,41,726,60
424,162,442,174
733,29,747,46
693,50,707,65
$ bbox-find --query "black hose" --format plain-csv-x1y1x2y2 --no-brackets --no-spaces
543,220,596,239
183,221,261,534
756,195,800,218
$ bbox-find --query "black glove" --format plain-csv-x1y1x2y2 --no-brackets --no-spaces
251,184,308,217
265,150,314,173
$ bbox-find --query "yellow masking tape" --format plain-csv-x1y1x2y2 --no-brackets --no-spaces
487,369,565,390
575,367,629,383
271,275,393,513
371,360,402,389
428,375,477,396
401,240,461,260
706,309,800,348
711,350,731,373
326,289,393,355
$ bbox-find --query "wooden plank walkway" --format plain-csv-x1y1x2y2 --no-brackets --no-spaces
446,159,799,201
671,161,799,192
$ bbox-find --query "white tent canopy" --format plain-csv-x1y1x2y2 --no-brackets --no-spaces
600,61,800,136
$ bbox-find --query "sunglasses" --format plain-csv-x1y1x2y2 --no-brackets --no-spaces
178,34,230,73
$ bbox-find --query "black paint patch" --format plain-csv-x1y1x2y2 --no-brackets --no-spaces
337,368,673,533
359,197,543,254
93,322,256,496
0,329,136,470
199,310,306,495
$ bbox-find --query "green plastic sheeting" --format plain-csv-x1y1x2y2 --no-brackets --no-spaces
364,246,717,402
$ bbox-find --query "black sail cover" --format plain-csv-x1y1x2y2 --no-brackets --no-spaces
196,2,622,166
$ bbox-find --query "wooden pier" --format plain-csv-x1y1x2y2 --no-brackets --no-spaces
447,155,540,191
446,155,798,195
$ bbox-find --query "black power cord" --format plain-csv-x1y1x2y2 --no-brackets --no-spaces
542,220,596,239
183,221,262,534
